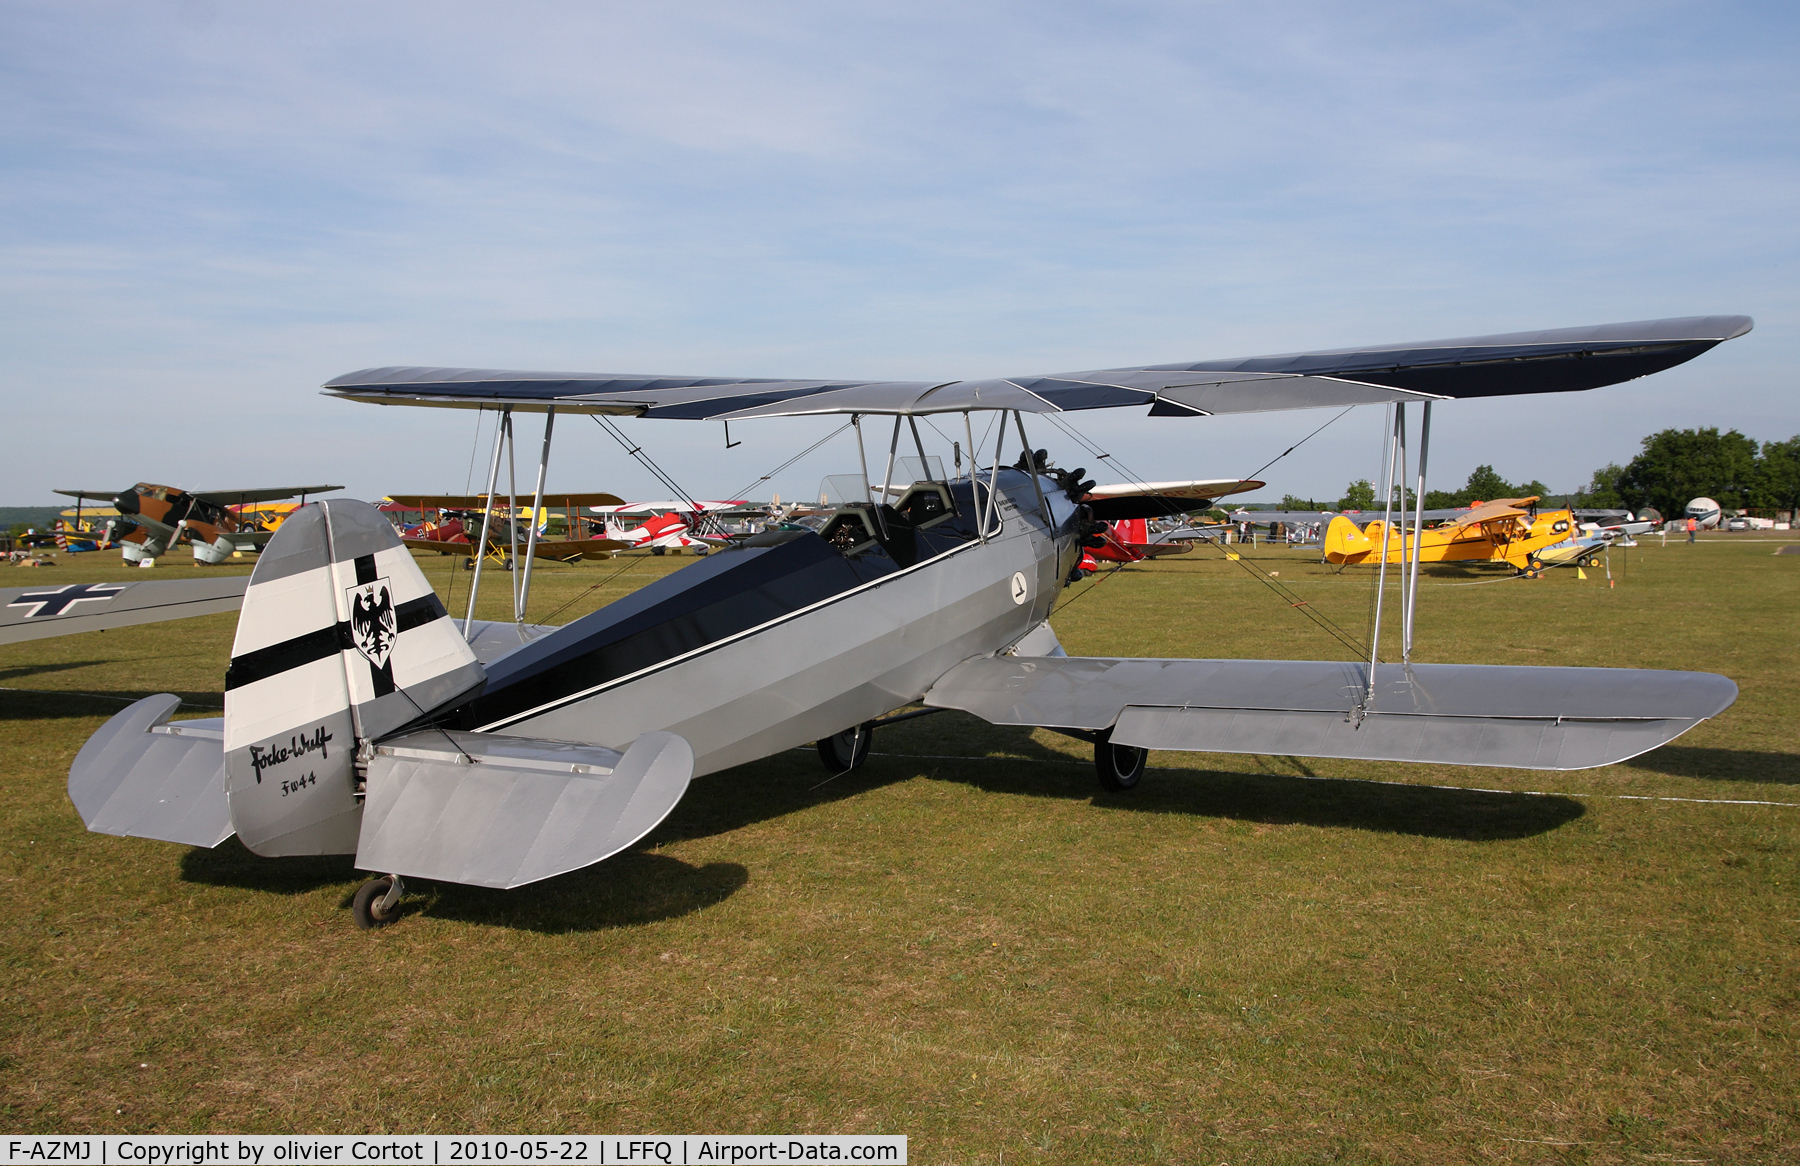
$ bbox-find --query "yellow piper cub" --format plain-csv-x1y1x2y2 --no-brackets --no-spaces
1324,497,1582,574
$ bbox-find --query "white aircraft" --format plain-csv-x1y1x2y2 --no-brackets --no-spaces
1684,498,1723,529
589,500,749,553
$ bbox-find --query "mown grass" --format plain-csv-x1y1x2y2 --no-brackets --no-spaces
1,537,1796,1163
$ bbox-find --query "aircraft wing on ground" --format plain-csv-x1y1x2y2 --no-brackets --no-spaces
321,315,1752,419
925,655,1738,771
1,577,248,645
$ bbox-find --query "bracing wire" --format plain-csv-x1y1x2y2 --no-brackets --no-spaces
728,421,854,502
589,415,701,511
1042,405,1371,658
463,407,487,494
533,556,652,627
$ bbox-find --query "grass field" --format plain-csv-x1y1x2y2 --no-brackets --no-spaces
2,536,1796,1163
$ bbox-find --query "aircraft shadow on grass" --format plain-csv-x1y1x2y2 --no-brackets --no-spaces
180,839,748,934
1,685,223,721
1625,745,1800,785
652,715,1587,845
0,659,111,683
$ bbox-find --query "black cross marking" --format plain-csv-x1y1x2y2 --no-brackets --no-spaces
7,582,129,618
353,554,395,698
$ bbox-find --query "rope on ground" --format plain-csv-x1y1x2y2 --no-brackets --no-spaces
532,557,652,626
1042,407,1370,657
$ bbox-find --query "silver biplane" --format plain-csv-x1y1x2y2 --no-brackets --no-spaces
67,315,1750,927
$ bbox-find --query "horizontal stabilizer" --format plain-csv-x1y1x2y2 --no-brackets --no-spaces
354,729,695,888
68,694,233,847
462,619,560,664
926,657,1737,771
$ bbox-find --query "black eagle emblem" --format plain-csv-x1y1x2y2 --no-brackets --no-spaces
348,580,397,670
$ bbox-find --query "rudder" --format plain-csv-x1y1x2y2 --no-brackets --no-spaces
222,499,483,856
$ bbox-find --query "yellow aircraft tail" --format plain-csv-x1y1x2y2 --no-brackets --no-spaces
1324,515,1375,564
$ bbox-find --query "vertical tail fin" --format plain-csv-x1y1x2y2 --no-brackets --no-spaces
1323,515,1374,564
222,499,484,856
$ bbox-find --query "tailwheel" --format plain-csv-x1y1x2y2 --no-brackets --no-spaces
1094,727,1147,791
816,724,873,773
352,874,405,930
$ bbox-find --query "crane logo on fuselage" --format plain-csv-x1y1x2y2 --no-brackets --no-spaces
1010,572,1029,605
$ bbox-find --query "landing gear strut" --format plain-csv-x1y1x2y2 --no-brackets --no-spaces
816,724,873,772
352,874,405,929
1093,727,1147,791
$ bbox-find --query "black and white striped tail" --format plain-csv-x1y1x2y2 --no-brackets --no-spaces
222,500,484,857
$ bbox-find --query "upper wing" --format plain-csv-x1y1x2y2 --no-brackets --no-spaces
1083,478,1264,521
589,500,747,515
320,315,1751,420
1084,479,1265,502
387,492,625,510
1,577,248,645
190,485,343,506
924,655,1737,771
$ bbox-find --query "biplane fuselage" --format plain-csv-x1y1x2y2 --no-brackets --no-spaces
460,473,1078,777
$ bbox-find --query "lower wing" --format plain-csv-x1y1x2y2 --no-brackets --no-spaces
924,655,1735,771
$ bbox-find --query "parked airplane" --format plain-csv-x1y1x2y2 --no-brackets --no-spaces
66,315,1750,927
590,500,750,554
54,484,342,566
1324,497,1598,574
386,493,630,563
1684,498,1723,529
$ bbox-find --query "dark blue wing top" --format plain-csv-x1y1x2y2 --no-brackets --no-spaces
321,314,1751,419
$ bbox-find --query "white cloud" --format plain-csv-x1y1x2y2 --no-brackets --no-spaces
0,0,1794,505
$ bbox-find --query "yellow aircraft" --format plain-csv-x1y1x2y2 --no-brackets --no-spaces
1324,497,1588,575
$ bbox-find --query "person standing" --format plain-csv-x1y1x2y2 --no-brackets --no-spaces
1686,516,1698,543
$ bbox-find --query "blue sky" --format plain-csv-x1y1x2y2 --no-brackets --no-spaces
3,0,1794,507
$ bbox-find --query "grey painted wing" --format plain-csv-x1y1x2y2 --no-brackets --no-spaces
925,657,1737,771
67,694,234,847
319,315,1750,419
354,729,694,889
1,577,247,645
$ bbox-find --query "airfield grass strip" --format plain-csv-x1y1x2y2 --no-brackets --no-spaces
1,537,1796,1161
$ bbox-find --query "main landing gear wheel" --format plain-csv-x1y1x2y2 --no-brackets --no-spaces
352,875,404,930
816,724,873,772
1525,555,1545,579
1094,728,1147,791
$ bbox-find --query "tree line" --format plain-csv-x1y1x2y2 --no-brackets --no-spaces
1290,428,1800,518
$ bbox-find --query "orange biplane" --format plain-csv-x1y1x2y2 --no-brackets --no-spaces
385,493,630,564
